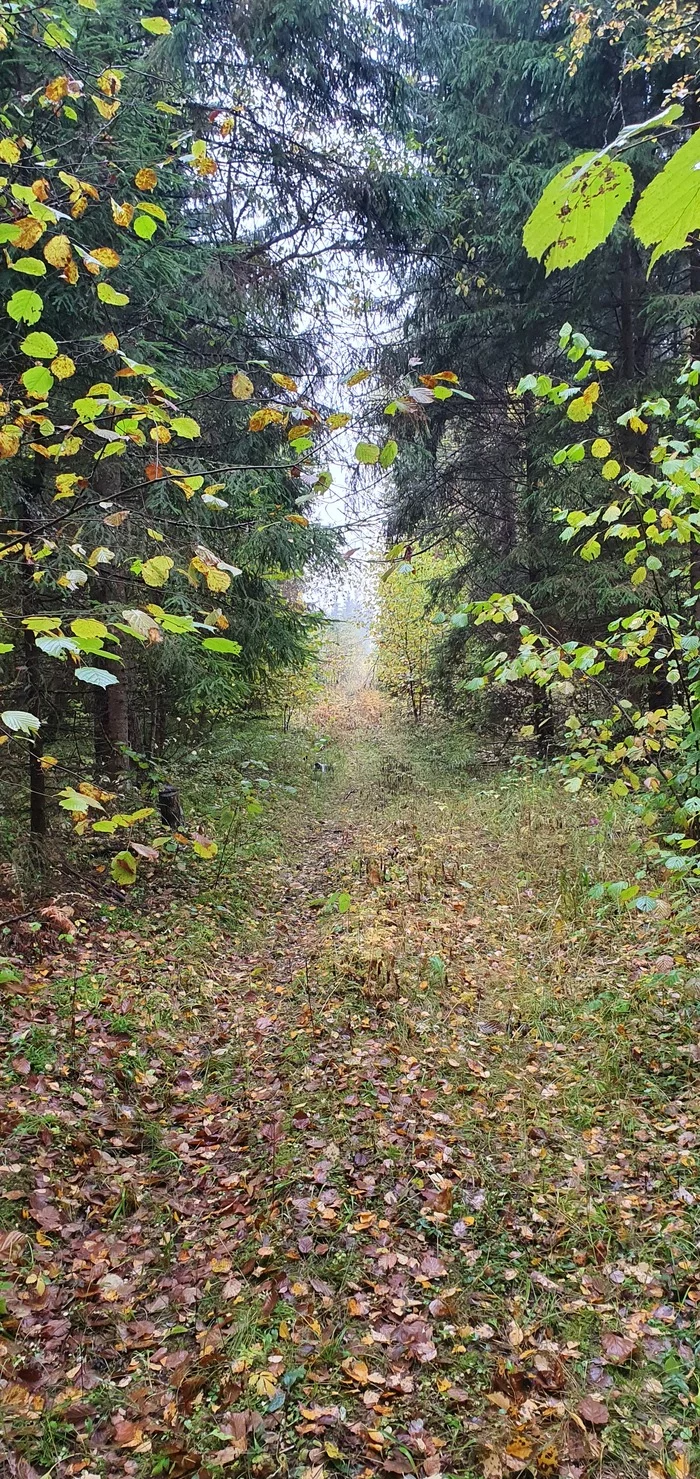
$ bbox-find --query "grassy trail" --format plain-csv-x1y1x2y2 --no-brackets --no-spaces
2,712,700,1479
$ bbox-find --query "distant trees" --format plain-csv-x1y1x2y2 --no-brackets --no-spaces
373,550,456,719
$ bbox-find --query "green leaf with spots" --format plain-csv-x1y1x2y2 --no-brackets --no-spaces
523,153,634,273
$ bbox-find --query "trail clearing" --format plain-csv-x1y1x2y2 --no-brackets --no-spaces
2,713,700,1479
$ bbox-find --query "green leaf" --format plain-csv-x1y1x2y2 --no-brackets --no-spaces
170,415,200,439
523,152,634,273
201,636,242,654
35,635,79,658
157,612,196,633
140,14,171,32
1,709,40,734
58,787,100,814
71,617,109,640
73,396,107,421
21,365,54,397
111,850,138,885
354,441,380,464
379,439,399,469
96,282,130,306
631,127,700,270
20,330,58,358
7,289,43,323
10,256,46,276
74,667,119,687
607,103,684,151
133,214,157,240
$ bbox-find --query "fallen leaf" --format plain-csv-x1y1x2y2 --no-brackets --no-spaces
601,1331,636,1364
577,1395,609,1426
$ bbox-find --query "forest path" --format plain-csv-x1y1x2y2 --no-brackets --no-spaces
2,717,699,1479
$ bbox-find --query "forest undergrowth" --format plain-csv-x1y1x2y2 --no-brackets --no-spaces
2,697,700,1479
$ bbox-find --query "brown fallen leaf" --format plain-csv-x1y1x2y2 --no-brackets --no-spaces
28,1194,61,1231
600,1331,636,1364
6,1456,41,1479
112,1417,144,1447
341,1357,370,1384
577,1395,609,1426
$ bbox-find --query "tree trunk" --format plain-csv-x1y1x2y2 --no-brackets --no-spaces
154,682,167,754
92,460,129,779
23,618,47,836
19,463,47,839
620,240,636,381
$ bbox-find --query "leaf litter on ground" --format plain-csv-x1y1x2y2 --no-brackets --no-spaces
1,708,699,1479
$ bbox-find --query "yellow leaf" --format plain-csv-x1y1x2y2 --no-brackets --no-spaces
591,437,611,458
141,555,173,587
204,566,231,593
111,199,134,227
63,260,79,284
147,527,164,541
346,368,371,387
15,218,44,249
210,1256,232,1274
567,380,600,423
326,412,351,429
90,246,119,268
44,234,72,268
92,95,120,120
629,414,648,434
44,75,69,101
96,67,122,96
249,1371,277,1399
271,372,298,392
602,459,621,480
0,137,20,164
286,514,309,527
231,371,254,400
150,426,171,443
50,355,75,380
87,545,114,567
419,370,459,386
134,168,158,191
101,332,119,351
249,407,285,432
0,429,21,459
